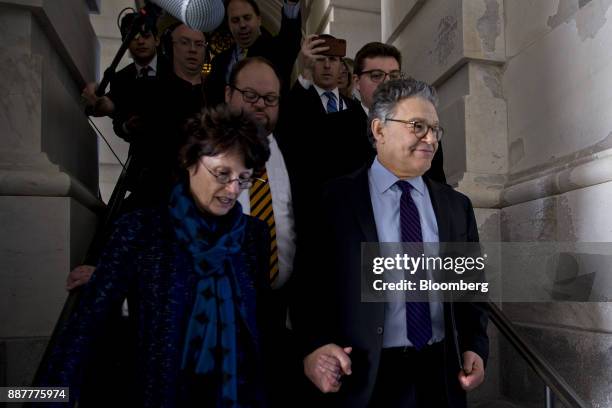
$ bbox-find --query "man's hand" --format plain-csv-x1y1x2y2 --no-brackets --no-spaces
124,115,144,135
304,344,352,393
299,34,329,80
81,82,115,117
66,265,95,291
458,351,485,391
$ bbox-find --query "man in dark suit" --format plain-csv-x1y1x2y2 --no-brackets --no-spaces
81,12,170,117
292,78,488,407
277,34,374,241
353,42,446,184
205,0,302,106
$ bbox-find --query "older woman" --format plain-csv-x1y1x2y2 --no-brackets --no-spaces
39,106,274,407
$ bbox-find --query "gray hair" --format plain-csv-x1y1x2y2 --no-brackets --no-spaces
367,77,439,146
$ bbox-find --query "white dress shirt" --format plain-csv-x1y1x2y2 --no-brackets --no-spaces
238,134,296,289
297,75,347,112
134,54,158,77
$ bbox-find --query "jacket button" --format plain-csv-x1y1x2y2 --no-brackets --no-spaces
376,326,384,335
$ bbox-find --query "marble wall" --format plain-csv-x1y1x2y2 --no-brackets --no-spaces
0,0,100,387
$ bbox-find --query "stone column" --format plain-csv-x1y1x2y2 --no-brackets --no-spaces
0,0,101,386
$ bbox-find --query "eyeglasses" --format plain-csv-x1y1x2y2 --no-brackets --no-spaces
385,118,444,142
231,86,280,107
173,38,207,50
201,162,265,190
360,69,404,83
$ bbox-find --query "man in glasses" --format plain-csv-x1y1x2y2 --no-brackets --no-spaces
292,77,488,407
225,57,299,407
353,42,446,184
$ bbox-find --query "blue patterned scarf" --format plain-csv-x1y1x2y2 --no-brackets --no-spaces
169,182,247,407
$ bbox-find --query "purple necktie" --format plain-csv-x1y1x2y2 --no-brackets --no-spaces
397,180,432,350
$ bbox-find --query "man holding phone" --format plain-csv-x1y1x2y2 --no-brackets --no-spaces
276,34,374,245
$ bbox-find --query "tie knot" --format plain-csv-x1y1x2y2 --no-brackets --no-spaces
324,91,336,100
396,180,414,194
139,66,151,78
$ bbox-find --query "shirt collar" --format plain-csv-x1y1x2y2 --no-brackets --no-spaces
361,102,369,116
369,156,426,196
135,54,158,75
312,83,339,101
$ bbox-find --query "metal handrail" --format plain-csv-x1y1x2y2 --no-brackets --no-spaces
485,301,591,408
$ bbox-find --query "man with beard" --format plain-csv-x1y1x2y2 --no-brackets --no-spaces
225,56,298,407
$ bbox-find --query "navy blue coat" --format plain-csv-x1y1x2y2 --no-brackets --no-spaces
39,208,273,407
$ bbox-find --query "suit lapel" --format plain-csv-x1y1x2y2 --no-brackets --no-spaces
424,177,451,242
307,86,328,115
350,167,379,242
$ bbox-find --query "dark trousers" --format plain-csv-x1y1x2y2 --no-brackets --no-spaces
368,342,449,408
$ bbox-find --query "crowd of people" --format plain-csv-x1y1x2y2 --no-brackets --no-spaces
38,1,489,407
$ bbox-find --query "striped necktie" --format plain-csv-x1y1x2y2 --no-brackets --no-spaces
249,171,279,283
324,91,338,113
397,180,432,350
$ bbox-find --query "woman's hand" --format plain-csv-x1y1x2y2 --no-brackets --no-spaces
66,265,95,291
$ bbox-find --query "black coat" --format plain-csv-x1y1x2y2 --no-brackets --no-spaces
290,166,489,408
276,82,375,241
108,58,206,207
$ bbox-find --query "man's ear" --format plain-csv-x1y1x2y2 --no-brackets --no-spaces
352,73,360,91
371,118,384,144
224,85,232,104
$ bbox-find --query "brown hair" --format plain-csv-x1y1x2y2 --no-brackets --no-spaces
180,105,270,175
354,42,402,75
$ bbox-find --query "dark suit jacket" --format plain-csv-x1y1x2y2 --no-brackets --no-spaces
291,166,489,408
108,58,206,207
276,82,375,241
109,56,174,142
205,9,302,107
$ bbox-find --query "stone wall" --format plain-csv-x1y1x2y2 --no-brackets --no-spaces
0,0,101,387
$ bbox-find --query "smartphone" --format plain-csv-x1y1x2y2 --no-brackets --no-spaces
317,35,347,57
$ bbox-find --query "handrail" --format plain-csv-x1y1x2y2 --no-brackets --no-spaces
485,301,591,408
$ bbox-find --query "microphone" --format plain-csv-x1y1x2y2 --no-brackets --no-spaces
147,0,225,32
